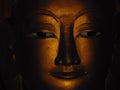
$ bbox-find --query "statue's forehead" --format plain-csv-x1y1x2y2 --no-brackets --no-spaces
17,0,100,21
21,0,100,22
18,0,102,30
26,0,85,16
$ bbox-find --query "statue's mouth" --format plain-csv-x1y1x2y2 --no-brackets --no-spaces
50,65,87,80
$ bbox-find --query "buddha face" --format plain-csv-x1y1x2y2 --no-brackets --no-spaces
15,0,113,90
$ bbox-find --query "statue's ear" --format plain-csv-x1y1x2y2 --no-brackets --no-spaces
0,17,18,80
108,13,120,89
111,13,120,75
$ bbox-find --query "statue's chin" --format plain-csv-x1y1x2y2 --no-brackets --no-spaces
23,71,105,90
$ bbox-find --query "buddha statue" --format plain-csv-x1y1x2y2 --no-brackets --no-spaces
9,0,115,90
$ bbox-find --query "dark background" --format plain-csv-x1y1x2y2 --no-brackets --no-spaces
0,0,120,90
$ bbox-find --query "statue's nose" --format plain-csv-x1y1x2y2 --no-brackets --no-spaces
55,26,80,66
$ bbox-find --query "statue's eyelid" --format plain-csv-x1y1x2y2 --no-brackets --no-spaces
77,30,102,38
26,32,56,39
27,33,37,38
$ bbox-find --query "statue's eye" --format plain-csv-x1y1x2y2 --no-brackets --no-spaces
78,30,102,38
27,32,56,39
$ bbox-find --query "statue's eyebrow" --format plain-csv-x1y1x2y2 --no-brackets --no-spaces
27,8,96,23
73,8,96,23
29,9,59,22
28,9,91,22
73,8,90,22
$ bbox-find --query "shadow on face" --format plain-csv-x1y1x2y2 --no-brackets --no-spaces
13,0,114,90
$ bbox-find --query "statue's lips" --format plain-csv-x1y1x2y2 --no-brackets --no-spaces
50,66,87,79
50,70,86,79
